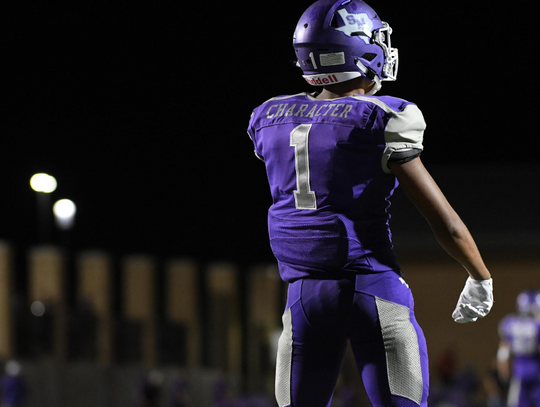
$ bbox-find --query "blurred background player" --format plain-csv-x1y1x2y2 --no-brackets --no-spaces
0,360,26,407
131,370,163,407
498,290,540,407
247,0,493,406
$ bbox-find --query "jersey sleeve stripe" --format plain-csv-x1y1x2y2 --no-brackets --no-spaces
381,104,426,173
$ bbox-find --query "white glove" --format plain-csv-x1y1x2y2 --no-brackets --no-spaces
452,277,493,323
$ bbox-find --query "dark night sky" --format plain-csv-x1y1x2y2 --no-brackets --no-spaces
4,1,538,265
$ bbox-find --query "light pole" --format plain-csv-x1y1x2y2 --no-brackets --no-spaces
53,198,78,310
30,173,57,244
53,198,77,248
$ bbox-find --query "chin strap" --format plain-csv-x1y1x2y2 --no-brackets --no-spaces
355,59,382,95
366,77,382,95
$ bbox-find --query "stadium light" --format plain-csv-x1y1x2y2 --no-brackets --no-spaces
53,199,77,230
30,173,57,193
30,173,57,243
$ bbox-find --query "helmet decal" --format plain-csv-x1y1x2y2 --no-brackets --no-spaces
335,10,373,43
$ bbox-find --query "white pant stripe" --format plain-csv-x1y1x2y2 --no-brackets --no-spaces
376,297,423,405
275,308,293,407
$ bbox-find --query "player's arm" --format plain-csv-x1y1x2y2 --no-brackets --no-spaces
389,157,490,280
389,157,493,322
496,340,511,382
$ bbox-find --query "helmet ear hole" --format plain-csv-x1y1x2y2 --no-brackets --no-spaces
361,53,377,61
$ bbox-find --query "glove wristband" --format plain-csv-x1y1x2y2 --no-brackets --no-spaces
467,277,492,288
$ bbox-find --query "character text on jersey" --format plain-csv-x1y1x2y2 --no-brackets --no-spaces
266,103,353,119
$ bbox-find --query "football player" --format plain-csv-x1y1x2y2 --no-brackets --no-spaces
498,290,540,407
246,1,494,406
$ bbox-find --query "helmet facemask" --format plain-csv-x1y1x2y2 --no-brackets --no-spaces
372,22,398,82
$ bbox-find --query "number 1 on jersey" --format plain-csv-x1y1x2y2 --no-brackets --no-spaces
290,124,317,210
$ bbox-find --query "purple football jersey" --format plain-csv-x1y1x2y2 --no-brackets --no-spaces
248,92,425,282
499,315,540,379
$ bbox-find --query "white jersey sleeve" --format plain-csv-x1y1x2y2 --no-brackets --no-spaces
381,104,426,173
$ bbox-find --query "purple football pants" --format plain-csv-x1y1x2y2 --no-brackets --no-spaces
275,271,429,407
508,377,540,407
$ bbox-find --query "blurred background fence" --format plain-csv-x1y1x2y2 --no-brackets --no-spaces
0,243,284,406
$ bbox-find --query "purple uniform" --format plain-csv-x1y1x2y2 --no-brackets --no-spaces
247,92,424,282
248,92,429,407
499,315,540,407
